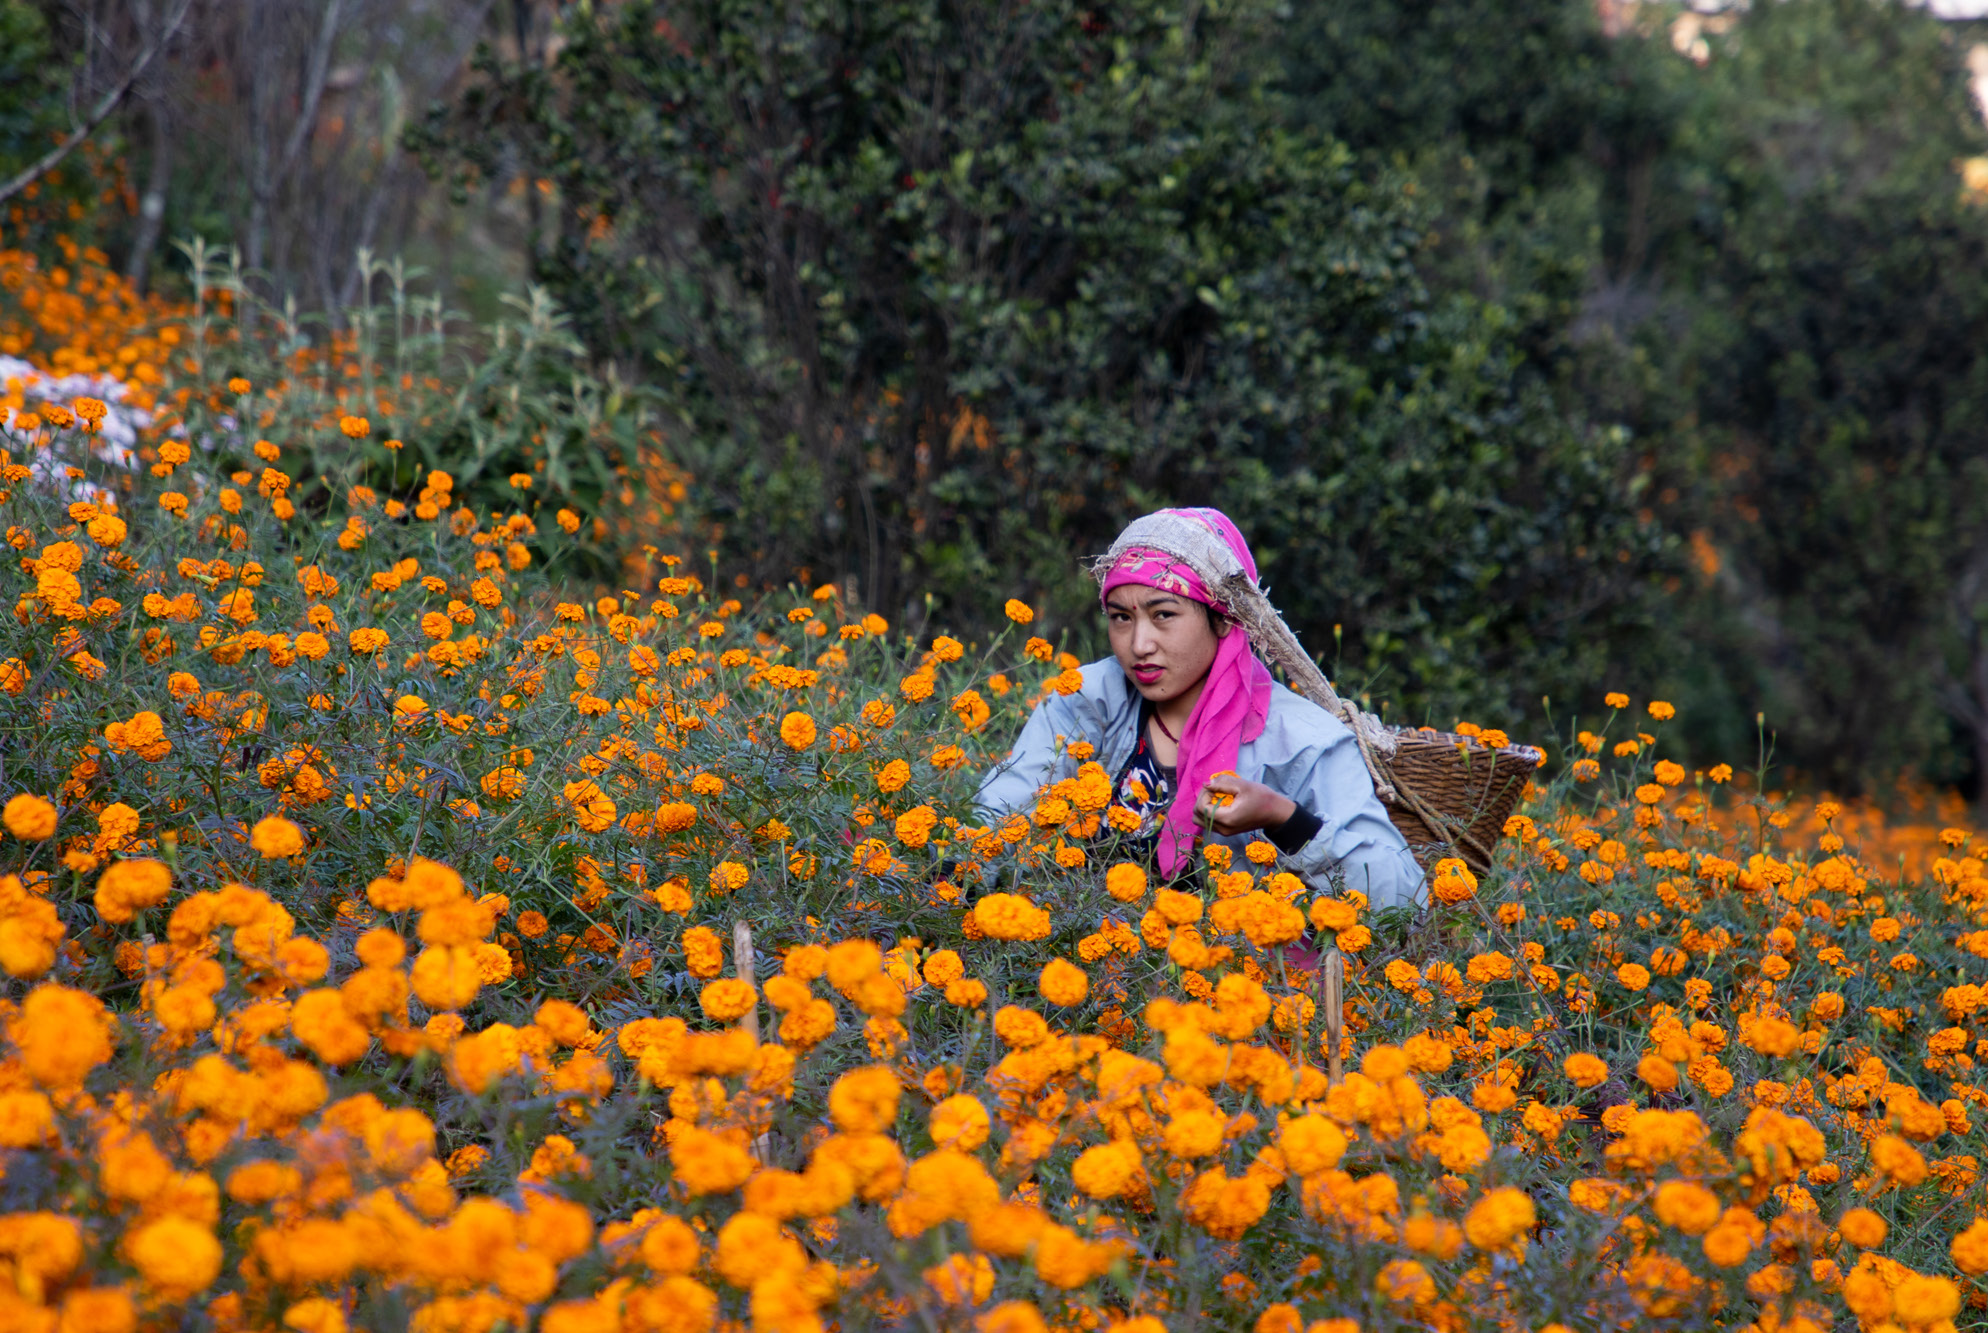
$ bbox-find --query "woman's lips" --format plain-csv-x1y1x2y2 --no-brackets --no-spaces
1132,665,1164,684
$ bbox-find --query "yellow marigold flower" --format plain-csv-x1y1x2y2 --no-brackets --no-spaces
707,860,748,894
1604,691,1629,709
1004,599,1035,623
779,711,817,749
1648,700,1676,720
900,672,936,702
338,415,371,438
1436,1123,1491,1172
1616,963,1651,991
347,627,389,654
1038,958,1089,1006
4,792,57,840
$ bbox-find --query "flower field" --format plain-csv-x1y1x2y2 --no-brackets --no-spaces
6,255,1988,1333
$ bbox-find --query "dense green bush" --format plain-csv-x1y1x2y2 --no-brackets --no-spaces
415,0,1668,732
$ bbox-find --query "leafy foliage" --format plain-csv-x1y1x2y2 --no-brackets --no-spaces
415,0,1664,729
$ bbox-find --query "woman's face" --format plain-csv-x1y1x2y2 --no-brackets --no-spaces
1104,586,1227,704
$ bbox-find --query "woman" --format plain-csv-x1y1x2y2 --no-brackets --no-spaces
975,508,1424,910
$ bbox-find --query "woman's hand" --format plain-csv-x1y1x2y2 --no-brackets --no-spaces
1193,772,1297,836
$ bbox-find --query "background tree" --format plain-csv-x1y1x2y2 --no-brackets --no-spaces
419,0,1665,728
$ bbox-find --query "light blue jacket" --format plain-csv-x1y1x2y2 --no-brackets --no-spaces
973,657,1426,909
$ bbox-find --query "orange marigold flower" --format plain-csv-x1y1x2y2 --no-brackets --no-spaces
1564,1052,1608,1088
1430,857,1477,905
3,792,57,840
1105,862,1148,902
249,816,304,859
1463,1187,1535,1254
1653,1181,1721,1235
1038,958,1089,1006
127,1215,222,1297
779,711,817,749
1951,1216,1988,1274
94,859,172,924
1837,1207,1886,1248
700,978,757,1023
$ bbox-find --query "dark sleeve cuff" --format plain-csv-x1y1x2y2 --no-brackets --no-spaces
1268,803,1324,854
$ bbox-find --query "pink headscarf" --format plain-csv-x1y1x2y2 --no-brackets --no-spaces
1099,508,1274,875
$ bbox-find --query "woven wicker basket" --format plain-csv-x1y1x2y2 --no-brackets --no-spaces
1370,729,1543,873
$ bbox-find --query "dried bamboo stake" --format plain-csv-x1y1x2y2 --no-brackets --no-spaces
735,919,773,1163
1322,948,1344,1086
733,919,758,1041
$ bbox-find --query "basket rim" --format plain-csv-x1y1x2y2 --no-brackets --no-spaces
1385,725,1546,767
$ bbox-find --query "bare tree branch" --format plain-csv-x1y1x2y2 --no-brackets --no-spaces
276,0,346,188
0,0,193,208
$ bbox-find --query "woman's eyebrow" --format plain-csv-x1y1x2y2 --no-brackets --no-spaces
1105,591,1182,613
